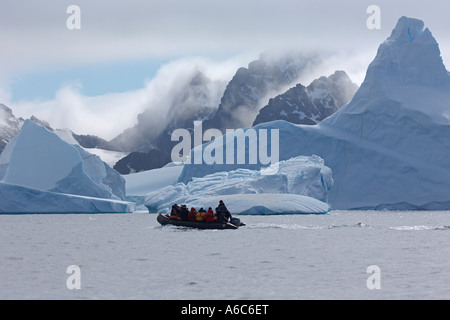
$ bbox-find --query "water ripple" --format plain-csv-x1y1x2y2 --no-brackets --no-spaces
246,222,371,230
390,225,450,231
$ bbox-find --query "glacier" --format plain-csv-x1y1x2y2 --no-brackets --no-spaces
0,120,135,213
179,17,450,210
144,155,332,214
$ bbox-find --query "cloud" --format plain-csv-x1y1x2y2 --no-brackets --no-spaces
7,83,146,139
2,0,448,76
0,80,11,104
7,54,255,140
296,49,378,87
0,46,423,141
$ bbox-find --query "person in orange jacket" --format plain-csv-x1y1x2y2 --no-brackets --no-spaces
196,207,206,222
205,207,215,222
188,207,197,222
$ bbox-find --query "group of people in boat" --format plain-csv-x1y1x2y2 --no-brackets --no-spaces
170,200,232,224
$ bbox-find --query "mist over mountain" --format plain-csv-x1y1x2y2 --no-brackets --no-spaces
108,70,227,153
1,52,359,174
109,52,339,173
203,52,322,132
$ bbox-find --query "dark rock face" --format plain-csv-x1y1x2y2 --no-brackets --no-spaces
72,133,110,149
203,52,317,132
113,148,172,174
253,71,358,126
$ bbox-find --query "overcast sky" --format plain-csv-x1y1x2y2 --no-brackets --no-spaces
1,0,449,138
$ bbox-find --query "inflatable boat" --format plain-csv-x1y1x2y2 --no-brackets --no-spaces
157,213,244,230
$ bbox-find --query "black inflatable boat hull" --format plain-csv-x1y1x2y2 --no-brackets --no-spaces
157,213,241,230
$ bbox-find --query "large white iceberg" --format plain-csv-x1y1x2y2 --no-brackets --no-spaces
145,155,332,214
179,17,450,210
0,120,135,213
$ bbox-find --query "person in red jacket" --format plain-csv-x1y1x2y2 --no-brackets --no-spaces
188,207,197,222
205,207,215,223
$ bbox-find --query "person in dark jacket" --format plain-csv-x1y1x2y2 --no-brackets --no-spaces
216,200,232,223
179,205,189,221
171,204,181,220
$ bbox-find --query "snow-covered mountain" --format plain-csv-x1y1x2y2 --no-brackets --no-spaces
179,16,450,210
253,71,358,126
0,104,23,155
203,52,320,132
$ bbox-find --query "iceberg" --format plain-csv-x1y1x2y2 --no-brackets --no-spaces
0,182,135,214
0,120,135,213
179,17,450,210
124,162,185,197
145,155,332,214
179,194,330,215
123,162,185,210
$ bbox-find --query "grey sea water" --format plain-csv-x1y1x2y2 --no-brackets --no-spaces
0,210,449,299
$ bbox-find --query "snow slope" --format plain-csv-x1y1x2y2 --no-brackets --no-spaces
54,128,129,169
84,148,129,168
179,17,450,210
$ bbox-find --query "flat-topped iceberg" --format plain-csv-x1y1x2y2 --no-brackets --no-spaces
144,155,332,214
180,194,330,215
